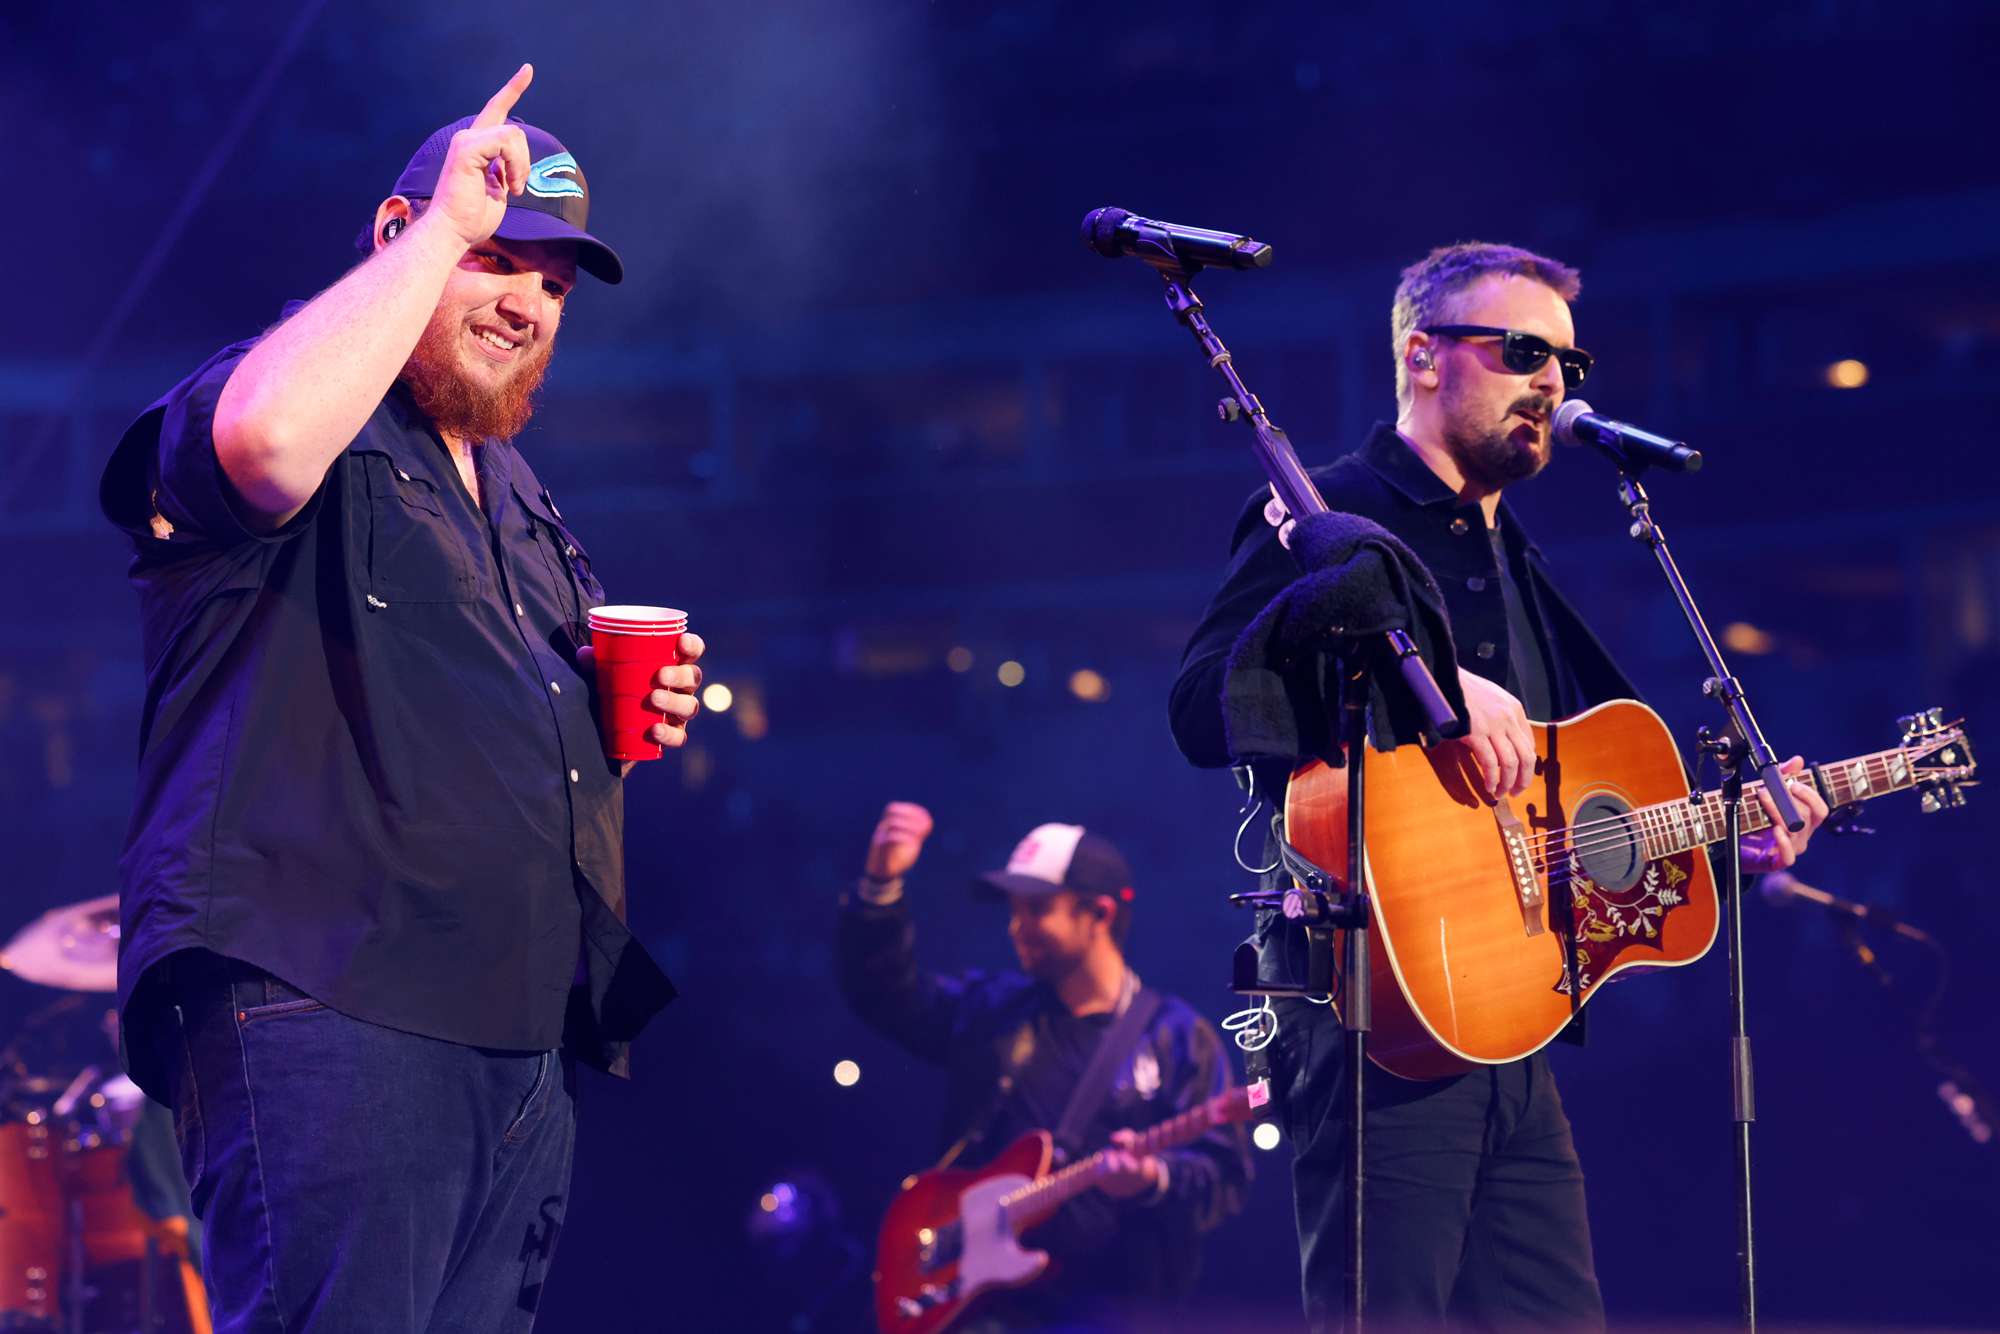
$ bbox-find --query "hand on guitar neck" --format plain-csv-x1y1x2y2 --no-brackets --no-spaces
1444,668,1830,872
1095,1128,1166,1200
1739,755,1830,874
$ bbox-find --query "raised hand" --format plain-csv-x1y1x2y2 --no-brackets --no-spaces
430,63,535,249
866,802,935,882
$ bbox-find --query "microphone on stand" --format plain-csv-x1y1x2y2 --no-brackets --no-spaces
1553,400,1703,473
1760,871,1931,942
1081,207,1273,272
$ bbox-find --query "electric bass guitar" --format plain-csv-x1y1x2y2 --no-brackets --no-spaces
1284,701,1976,1080
872,1080,1268,1334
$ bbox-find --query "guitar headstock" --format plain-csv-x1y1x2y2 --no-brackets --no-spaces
1897,708,1978,813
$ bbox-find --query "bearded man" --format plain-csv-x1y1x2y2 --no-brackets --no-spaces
1169,242,1827,1330
98,66,693,1332
837,803,1251,1331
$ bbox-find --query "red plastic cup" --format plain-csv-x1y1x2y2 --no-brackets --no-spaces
587,605,688,762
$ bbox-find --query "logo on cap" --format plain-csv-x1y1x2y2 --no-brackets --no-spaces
1005,825,1087,887
525,151,584,200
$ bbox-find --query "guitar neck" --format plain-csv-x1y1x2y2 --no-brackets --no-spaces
996,1091,1240,1233
1635,745,1917,859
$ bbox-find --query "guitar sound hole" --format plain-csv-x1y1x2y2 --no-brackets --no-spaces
1569,793,1644,893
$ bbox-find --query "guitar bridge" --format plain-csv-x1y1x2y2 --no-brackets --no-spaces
1492,799,1546,937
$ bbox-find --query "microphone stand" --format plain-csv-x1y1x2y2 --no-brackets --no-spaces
1123,242,1460,1331
1592,447,1806,1332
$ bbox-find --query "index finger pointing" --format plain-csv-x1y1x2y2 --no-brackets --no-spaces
473,63,534,129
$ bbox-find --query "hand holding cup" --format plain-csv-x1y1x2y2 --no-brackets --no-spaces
580,606,702,762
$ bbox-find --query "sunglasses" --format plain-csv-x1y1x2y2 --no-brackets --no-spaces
1423,325,1594,389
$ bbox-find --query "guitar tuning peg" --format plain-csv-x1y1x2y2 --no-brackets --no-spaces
1928,706,1945,729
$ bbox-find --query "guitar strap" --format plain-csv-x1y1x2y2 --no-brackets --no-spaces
1051,981,1163,1161
928,1022,1037,1173
931,973,1163,1170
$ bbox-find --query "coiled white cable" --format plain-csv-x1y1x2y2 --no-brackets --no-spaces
1222,996,1278,1053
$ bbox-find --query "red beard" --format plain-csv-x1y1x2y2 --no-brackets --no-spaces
398,311,553,443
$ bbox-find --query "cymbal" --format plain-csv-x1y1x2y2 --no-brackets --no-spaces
0,895,119,993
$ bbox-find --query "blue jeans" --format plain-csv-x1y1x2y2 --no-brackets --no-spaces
158,952,576,1333
1272,1001,1604,1332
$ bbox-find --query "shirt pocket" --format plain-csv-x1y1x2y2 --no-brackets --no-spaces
517,485,606,619
356,449,478,603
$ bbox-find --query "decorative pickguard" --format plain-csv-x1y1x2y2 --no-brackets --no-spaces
1555,851,1695,994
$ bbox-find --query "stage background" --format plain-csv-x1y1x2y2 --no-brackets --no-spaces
7,2,1997,1328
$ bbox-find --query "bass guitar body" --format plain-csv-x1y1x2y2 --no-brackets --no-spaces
1286,698,1719,1080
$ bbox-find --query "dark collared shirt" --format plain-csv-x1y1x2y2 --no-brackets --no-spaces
100,309,672,1099
1168,423,1636,996
1171,422,1632,772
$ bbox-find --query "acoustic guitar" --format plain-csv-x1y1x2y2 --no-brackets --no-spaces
1284,701,1976,1080
872,1080,1268,1334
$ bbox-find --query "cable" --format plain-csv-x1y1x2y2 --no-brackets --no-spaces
1222,997,1278,1053
1232,766,1280,875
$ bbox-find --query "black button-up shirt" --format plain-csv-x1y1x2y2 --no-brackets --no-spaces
1168,423,1637,1000
1170,422,1634,774
100,309,673,1099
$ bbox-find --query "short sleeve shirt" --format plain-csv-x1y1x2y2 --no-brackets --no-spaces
100,308,672,1097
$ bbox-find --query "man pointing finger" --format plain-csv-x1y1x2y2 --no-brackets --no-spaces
101,68,686,1333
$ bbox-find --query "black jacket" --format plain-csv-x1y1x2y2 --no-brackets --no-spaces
1169,423,1638,991
836,895,1251,1311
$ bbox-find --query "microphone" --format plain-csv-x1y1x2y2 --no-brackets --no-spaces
1761,872,1929,942
1081,207,1273,272
1552,400,1703,473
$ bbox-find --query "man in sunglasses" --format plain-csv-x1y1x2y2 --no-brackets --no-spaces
1168,242,1826,1329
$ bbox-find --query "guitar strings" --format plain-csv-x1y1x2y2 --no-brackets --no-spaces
1513,745,1907,861
1520,785,1811,864
1515,784,1789,860
1303,745,1928,898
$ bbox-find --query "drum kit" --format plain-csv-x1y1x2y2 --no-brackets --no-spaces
0,896,206,1334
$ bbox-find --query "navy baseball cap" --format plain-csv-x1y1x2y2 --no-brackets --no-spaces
392,115,624,284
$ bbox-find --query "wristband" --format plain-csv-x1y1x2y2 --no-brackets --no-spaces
857,874,904,906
